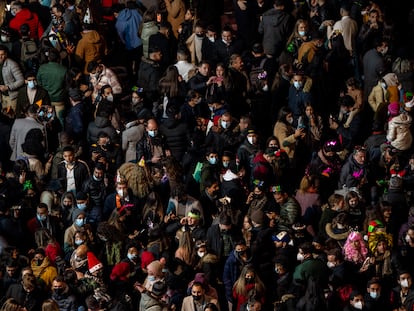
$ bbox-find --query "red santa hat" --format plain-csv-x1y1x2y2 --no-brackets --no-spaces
87,252,103,274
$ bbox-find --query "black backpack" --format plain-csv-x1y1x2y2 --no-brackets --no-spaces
249,58,267,94
20,38,39,72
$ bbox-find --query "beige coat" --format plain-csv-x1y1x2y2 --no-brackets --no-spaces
165,0,186,39
273,121,297,159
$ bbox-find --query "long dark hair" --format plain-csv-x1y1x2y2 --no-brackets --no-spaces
159,66,180,98
277,106,293,124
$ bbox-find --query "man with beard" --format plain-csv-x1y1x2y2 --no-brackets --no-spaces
51,276,78,311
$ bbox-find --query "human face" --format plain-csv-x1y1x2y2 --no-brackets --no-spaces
349,197,358,208
103,87,113,98
52,280,64,291
351,239,360,249
116,183,128,196
191,285,204,299
198,63,210,76
268,140,278,148
369,12,378,24
232,57,243,71
273,192,287,204
93,168,104,180
298,22,307,33
376,241,387,254
247,133,257,144
207,30,217,41
399,273,412,288
292,75,303,84
6,266,17,277
216,65,225,77
184,9,193,21
0,50,7,64
63,151,75,163
305,106,313,117
222,31,232,44
221,115,231,127
194,26,204,37
353,150,366,165
37,207,48,218
368,283,381,296
34,253,45,263
350,295,364,308
243,217,252,230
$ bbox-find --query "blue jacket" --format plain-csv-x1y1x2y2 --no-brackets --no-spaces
115,8,142,50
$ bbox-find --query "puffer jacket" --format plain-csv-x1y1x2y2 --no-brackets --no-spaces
1,58,24,100
10,8,44,39
159,118,189,162
141,21,159,57
387,113,413,151
137,57,161,102
75,30,107,74
139,291,167,311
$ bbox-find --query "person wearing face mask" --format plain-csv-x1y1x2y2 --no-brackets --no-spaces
293,242,329,288
30,248,58,291
283,19,310,64
64,209,94,258
390,271,414,310
16,72,51,119
182,282,219,311
65,87,86,144
364,278,390,311
51,276,78,311
136,118,171,166
286,73,313,126
214,26,244,67
82,163,108,224
199,149,221,193
193,242,220,288
94,84,122,132
201,25,218,65
273,106,306,174
232,265,265,311
110,246,141,292
345,291,367,311
27,203,62,239
88,61,122,104
237,128,259,183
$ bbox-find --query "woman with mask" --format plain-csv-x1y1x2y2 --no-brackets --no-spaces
193,241,220,288
63,209,94,258
232,265,266,311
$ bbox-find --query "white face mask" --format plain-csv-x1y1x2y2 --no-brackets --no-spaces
327,262,336,269
406,234,412,243
369,292,378,299
197,251,205,258
208,36,215,42
381,46,388,55
293,81,302,89
106,94,114,102
287,117,294,124
297,253,304,261
247,136,255,145
336,223,344,229
353,301,363,310
117,189,125,198
401,279,409,288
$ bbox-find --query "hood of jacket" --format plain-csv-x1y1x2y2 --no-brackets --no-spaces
81,30,102,44
94,116,111,128
16,8,35,21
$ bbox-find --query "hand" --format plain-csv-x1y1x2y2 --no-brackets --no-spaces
294,128,304,138
79,84,89,92
0,85,8,92
237,0,247,10
329,118,339,130
180,217,188,225
207,76,216,85
151,155,161,163
19,171,26,184
134,282,145,293
246,192,254,204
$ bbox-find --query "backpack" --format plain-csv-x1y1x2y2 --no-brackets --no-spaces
20,38,39,72
249,58,267,94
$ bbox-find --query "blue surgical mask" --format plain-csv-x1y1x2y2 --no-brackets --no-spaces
75,239,84,246
147,275,156,282
75,218,85,227
148,130,157,137
222,161,229,168
221,120,229,129
369,292,378,299
28,80,36,89
298,30,306,36
208,157,217,165
37,214,47,222
127,253,137,261
77,203,87,210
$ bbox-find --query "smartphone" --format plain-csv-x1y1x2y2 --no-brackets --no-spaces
157,13,162,23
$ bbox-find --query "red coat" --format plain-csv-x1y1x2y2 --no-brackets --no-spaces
9,8,44,39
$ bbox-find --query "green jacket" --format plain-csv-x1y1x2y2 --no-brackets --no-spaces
37,61,67,102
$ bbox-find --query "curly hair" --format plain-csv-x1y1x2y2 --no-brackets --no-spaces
117,162,152,198
343,231,368,264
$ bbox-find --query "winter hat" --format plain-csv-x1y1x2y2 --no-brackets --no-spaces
152,281,167,297
110,262,130,281
76,191,88,201
141,250,155,269
388,102,400,116
72,209,86,223
250,210,265,225
87,252,103,273
193,273,210,291
272,231,290,243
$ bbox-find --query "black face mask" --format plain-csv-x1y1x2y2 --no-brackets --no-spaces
245,277,254,284
192,295,202,301
54,288,63,296
36,259,43,266
236,250,246,256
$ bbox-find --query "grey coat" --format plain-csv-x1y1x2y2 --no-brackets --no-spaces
1,58,24,100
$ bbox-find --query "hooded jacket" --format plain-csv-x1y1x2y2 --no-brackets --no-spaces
115,8,142,50
31,256,58,290
75,30,107,74
387,113,413,151
10,8,44,39
258,7,294,57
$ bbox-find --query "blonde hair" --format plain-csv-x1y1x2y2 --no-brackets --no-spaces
233,265,266,297
175,230,194,266
0,298,21,311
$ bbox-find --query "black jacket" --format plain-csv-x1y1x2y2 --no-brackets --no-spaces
159,118,189,162
87,116,120,145
137,56,162,102
136,133,169,164
57,160,90,192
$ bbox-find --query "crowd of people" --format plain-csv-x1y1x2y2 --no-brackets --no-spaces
0,0,414,310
